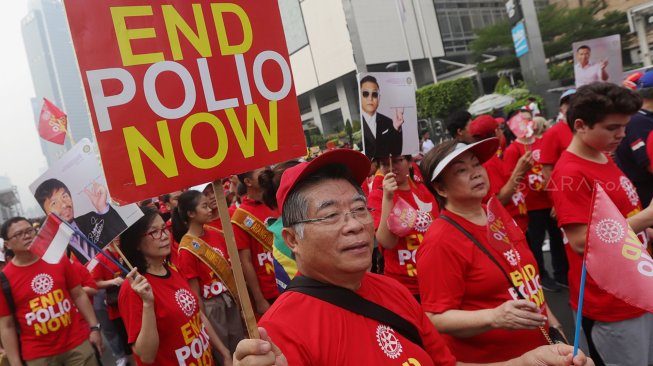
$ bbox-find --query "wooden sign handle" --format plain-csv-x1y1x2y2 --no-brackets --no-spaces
111,241,134,271
212,180,260,339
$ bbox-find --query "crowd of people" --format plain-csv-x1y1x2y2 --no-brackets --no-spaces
1,76,653,366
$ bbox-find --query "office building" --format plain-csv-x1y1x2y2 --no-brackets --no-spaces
21,0,94,167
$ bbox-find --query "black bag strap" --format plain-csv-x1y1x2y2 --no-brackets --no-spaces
439,215,523,298
286,276,424,349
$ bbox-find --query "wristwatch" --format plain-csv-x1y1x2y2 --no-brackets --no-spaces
90,324,101,332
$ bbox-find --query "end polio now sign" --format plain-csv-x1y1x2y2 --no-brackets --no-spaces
511,20,529,58
63,1,306,204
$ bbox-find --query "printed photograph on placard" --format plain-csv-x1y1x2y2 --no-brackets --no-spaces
29,138,143,258
358,72,419,158
573,34,622,88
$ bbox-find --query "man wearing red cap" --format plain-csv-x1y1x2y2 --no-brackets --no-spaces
230,149,593,366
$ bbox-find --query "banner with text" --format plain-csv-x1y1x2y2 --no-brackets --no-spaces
63,0,306,204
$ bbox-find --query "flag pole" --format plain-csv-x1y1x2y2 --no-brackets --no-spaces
53,213,129,274
573,258,588,357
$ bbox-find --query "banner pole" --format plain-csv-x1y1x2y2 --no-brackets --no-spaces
111,241,134,271
212,179,260,339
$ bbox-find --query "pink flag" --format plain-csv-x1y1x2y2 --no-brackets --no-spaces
38,98,68,145
586,183,653,313
386,197,432,237
30,214,74,264
507,112,534,139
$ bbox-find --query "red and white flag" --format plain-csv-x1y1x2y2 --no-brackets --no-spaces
38,98,68,145
586,183,653,313
30,213,75,264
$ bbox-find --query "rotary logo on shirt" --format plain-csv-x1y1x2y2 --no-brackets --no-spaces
31,273,54,295
175,289,197,317
376,324,403,359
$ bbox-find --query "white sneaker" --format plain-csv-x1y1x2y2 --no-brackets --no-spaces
116,357,129,366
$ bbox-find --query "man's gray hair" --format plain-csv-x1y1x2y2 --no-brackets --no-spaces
281,164,365,238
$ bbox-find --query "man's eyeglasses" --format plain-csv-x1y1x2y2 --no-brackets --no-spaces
143,227,170,240
289,207,375,227
8,228,37,241
362,91,379,99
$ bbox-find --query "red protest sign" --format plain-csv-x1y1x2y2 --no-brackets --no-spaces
63,0,306,204
586,183,653,313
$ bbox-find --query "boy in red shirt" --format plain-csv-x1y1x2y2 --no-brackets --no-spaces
550,82,653,365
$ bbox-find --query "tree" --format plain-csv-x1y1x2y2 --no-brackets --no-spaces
470,2,631,79
416,78,475,119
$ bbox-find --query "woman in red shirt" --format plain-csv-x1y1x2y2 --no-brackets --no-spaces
368,155,438,300
172,190,245,357
416,138,564,363
118,207,231,366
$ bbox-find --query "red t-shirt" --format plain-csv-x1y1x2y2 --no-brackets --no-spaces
232,197,279,300
550,151,646,321
177,228,230,299
483,155,529,232
118,266,214,366
0,259,88,360
539,122,573,166
503,139,552,211
417,210,548,362
368,180,438,294
91,250,125,320
259,273,456,366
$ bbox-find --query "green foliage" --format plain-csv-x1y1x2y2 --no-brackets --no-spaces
494,76,512,94
351,119,361,132
416,78,475,119
548,60,574,80
506,88,530,100
470,3,631,78
503,94,544,116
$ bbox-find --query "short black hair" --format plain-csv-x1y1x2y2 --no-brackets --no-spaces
359,75,379,88
1,217,29,240
237,171,254,186
34,178,70,210
566,82,641,131
576,45,591,52
446,110,472,138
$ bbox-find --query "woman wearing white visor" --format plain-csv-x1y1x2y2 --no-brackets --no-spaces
416,138,565,363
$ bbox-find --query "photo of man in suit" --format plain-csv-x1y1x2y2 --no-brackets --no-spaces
34,178,127,259
360,75,403,158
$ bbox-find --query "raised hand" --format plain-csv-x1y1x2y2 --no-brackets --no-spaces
84,181,109,213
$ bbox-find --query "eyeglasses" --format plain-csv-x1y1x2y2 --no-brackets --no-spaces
362,91,379,99
143,227,170,240
8,227,37,241
290,207,375,227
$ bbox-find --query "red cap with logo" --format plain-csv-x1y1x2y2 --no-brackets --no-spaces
276,149,371,212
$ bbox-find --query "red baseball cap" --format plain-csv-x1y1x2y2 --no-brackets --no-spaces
469,115,499,137
276,149,370,212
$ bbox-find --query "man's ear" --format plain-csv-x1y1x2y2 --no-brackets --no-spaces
282,227,300,255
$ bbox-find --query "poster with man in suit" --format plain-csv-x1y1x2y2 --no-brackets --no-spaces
358,72,419,158
30,138,143,261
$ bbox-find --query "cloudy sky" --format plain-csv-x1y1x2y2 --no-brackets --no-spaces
0,1,48,214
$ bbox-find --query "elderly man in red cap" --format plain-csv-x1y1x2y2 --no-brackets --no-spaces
230,149,593,366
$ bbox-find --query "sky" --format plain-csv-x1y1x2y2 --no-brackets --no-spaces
0,1,48,215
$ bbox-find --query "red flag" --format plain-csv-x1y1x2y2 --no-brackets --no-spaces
386,197,432,237
38,98,68,145
486,196,528,268
586,183,653,313
507,112,534,139
30,214,74,264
